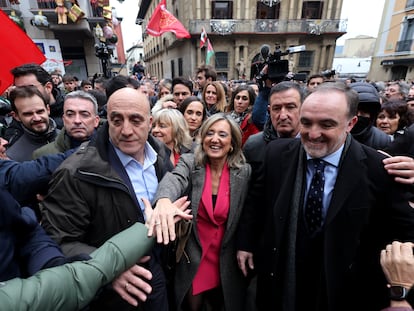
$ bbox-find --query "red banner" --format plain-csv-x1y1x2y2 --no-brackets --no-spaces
146,0,190,39
0,9,46,94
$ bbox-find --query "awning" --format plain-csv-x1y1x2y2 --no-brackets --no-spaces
381,58,414,66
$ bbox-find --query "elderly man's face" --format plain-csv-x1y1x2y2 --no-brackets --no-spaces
107,88,152,162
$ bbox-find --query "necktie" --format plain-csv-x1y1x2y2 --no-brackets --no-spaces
305,159,326,234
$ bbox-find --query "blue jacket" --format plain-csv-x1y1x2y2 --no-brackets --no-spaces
0,187,63,281
0,149,73,205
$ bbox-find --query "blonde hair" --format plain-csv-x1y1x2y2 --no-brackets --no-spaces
202,81,227,113
194,113,245,168
152,108,193,153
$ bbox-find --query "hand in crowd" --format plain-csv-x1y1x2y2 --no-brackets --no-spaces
161,100,177,109
381,241,414,289
0,137,9,159
382,154,414,185
112,255,153,307
146,196,192,244
380,241,414,308
237,250,255,277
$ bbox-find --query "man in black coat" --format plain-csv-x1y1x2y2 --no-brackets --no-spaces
237,82,414,311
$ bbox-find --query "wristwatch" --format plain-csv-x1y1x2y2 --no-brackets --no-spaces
389,286,408,301
389,285,414,306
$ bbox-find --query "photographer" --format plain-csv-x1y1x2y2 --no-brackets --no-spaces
251,44,305,130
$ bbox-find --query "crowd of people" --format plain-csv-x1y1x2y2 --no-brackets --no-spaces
2,62,414,311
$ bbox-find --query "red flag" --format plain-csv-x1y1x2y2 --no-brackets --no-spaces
200,27,207,48
0,9,46,94
146,0,190,39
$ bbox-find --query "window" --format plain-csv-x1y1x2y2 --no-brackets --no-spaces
212,1,233,19
302,1,324,19
215,52,228,70
178,58,183,76
396,18,414,52
171,60,175,78
298,51,314,67
407,0,414,9
256,1,280,19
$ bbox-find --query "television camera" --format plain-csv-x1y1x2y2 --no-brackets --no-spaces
252,43,306,84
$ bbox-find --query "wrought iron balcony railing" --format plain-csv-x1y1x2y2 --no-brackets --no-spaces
189,19,347,35
395,39,413,52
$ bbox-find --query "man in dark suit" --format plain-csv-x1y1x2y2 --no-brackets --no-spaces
237,82,414,311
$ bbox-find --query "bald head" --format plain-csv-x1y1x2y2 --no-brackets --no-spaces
106,87,153,162
107,87,151,116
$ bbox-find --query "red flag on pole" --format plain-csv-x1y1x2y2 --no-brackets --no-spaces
0,9,46,94
146,0,191,39
200,27,207,48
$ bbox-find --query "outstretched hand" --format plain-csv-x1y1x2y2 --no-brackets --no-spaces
145,196,192,244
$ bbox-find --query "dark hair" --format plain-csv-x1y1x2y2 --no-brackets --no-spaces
270,81,306,103
11,63,52,85
378,100,409,131
93,76,107,86
87,89,107,111
105,75,140,98
172,77,193,94
179,96,208,122
306,74,324,85
81,79,93,87
196,65,217,81
62,74,76,83
310,81,359,119
227,84,256,112
9,85,48,112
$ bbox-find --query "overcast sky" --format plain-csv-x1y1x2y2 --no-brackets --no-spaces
113,0,386,50
338,0,386,44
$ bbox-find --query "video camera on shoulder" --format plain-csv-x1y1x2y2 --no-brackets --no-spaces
253,43,306,84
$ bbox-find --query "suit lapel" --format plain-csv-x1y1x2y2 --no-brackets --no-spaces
325,140,366,225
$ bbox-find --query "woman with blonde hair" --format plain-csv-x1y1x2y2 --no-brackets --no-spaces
151,108,194,166
148,113,251,311
202,81,227,116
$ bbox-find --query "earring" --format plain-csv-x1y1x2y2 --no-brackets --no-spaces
229,146,234,153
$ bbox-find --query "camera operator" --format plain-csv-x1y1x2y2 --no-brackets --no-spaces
251,44,305,130
251,64,273,130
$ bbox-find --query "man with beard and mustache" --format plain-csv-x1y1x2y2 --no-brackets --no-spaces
5,85,59,162
11,63,65,131
349,81,391,149
237,82,414,311
33,90,100,158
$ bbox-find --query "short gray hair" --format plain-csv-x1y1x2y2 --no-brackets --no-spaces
64,90,98,115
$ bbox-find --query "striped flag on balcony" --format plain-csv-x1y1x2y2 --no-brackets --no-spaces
146,0,190,39
206,39,214,65
200,27,207,48
0,9,45,95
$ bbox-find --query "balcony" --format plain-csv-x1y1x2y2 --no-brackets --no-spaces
395,39,413,52
406,0,414,9
0,0,108,37
189,19,347,35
